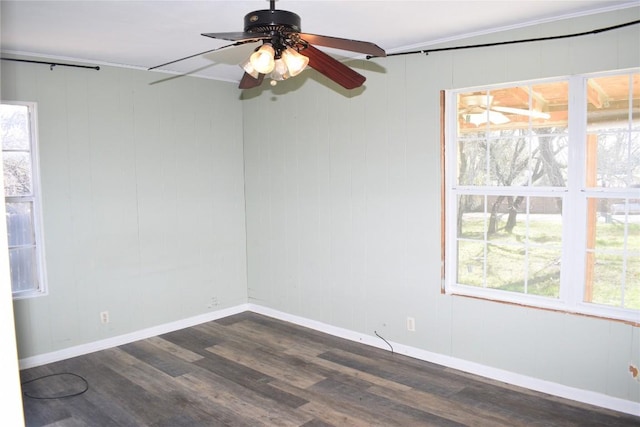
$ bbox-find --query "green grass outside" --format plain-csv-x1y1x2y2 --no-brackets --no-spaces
457,214,639,310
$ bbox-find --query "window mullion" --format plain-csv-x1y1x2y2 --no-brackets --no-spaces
445,90,461,290
560,75,588,308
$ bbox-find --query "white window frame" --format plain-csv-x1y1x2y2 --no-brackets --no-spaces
2,101,48,299
444,70,639,323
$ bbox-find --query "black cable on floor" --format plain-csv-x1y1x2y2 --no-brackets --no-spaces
21,372,89,400
375,330,394,355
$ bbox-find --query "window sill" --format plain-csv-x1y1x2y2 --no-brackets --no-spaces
12,290,48,300
448,289,640,327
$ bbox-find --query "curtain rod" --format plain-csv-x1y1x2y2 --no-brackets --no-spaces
368,19,640,59
0,57,100,71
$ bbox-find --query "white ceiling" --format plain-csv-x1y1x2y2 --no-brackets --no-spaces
1,1,637,85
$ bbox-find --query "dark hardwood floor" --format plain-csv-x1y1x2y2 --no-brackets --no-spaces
20,312,640,426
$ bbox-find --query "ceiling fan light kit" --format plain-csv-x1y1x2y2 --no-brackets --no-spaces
248,43,276,74
280,47,309,77
270,58,290,82
239,57,260,79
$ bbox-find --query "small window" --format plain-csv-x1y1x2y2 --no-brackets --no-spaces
1,102,47,298
445,70,639,322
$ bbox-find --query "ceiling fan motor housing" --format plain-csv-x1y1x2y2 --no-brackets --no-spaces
244,9,301,34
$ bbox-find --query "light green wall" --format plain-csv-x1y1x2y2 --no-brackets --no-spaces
242,8,640,403
2,62,248,358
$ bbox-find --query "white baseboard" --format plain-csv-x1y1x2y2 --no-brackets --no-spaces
19,302,640,417
18,304,250,370
248,304,640,417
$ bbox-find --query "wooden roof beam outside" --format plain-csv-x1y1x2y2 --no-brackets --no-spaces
512,86,549,113
587,79,609,109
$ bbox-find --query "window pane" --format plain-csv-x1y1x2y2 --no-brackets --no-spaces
531,82,569,124
458,84,565,131
632,132,640,187
459,130,569,189
6,202,35,246
488,133,531,186
529,197,563,247
486,243,525,293
457,240,485,287
527,247,561,298
587,74,636,128
457,138,487,186
457,194,563,297
596,198,630,251
8,247,38,293
455,84,568,187
589,197,638,251
629,210,640,253
634,73,640,128
485,194,525,240
585,196,638,309
3,151,33,196
586,73,640,188
588,252,623,307
457,195,486,239
530,131,568,187
625,256,639,310
458,92,498,129
592,132,632,188
0,104,30,150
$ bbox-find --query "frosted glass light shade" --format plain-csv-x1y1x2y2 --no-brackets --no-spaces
270,58,290,81
240,57,260,78
281,47,309,77
249,44,275,74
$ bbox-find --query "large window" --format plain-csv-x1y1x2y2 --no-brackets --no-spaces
1,102,47,298
445,70,639,322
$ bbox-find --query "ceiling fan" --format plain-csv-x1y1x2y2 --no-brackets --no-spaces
460,94,551,126
151,0,386,90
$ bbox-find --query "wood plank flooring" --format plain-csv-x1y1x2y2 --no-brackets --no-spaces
20,312,640,426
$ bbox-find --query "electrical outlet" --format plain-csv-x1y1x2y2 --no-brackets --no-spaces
406,317,415,332
206,296,219,309
100,311,110,324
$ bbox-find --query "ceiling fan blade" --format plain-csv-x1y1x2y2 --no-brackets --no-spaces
491,106,551,119
488,110,510,124
463,110,510,126
239,72,264,89
302,44,366,90
299,33,386,57
149,41,253,71
201,31,270,42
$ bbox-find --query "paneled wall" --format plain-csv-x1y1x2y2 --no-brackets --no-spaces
1,62,248,358
242,8,640,403
2,3,639,410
